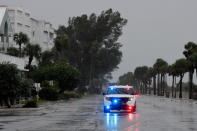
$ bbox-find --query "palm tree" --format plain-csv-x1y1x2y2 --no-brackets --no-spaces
183,41,197,99
147,67,155,94
141,66,149,94
153,58,168,96
188,53,197,80
174,58,189,98
151,67,157,95
23,43,41,71
168,64,177,98
134,66,150,94
134,66,142,93
153,60,160,96
118,72,135,86
39,50,55,67
13,32,29,57
160,63,168,96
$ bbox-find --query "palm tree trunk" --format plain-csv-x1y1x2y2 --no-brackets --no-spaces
163,74,165,96
172,76,174,98
157,74,160,96
149,80,151,94
27,56,33,72
162,75,165,96
174,77,177,98
160,74,163,96
19,44,22,57
164,75,167,96
145,83,147,94
189,71,193,99
179,75,183,98
153,76,156,95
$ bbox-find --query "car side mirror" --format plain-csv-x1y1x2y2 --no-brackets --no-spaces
102,92,106,96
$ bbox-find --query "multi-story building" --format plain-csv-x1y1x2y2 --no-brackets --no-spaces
0,5,55,71
8,6,55,51
0,5,26,71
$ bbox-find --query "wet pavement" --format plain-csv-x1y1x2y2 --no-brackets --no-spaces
0,95,197,131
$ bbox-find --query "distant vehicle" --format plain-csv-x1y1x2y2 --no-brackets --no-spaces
103,85,137,113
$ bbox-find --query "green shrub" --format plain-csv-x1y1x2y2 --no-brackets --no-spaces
23,100,38,108
6,47,20,57
39,87,59,100
62,91,81,99
32,61,81,93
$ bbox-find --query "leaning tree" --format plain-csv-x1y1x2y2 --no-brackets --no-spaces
183,41,197,99
174,58,189,98
55,9,127,89
153,58,168,96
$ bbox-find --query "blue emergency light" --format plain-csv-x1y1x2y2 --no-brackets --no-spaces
113,99,118,104
109,85,114,90
106,105,110,109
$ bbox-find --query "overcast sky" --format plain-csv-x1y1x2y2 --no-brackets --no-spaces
1,0,197,82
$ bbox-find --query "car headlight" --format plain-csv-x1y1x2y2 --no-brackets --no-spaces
129,97,134,101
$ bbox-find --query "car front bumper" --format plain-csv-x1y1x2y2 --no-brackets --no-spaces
104,103,135,111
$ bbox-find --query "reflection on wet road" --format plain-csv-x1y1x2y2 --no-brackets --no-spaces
0,95,197,131
104,113,139,131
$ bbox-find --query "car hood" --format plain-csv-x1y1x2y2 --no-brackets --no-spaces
105,94,133,98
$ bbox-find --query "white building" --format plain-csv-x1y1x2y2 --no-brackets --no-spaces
8,6,55,51
0,5,13,52
0,5,55,71
0,5,26,71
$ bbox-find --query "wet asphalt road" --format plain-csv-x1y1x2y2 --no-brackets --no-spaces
0,95,197,131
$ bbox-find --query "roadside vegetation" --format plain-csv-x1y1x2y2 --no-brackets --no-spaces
0,9,127,108
118,42,197,100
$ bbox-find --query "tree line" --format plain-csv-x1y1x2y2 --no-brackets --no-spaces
118,42,197,99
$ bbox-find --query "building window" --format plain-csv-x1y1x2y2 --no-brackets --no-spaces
8,10,15,17
25,25,30,28
17,22,22,26
32,31,35,37
11,22,14,29
17,10,23,15
50,33,53,39
25,13,30,17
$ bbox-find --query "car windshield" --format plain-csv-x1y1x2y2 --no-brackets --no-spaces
107,88,135,95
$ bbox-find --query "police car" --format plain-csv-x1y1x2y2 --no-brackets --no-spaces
103,85,137,113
